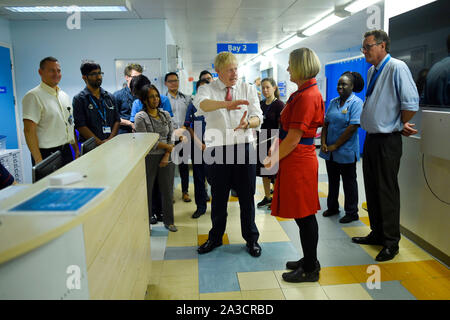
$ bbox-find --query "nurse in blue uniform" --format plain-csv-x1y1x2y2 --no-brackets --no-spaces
319,71,364,223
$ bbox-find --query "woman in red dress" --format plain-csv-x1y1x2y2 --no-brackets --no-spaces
264,47,324,283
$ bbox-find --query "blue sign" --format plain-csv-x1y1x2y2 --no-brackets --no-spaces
278,81,287,97
10,188,104,212
0,86,6,94
217,43,258,54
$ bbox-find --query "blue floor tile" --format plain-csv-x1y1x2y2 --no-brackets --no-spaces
199,272,240,294
151,226,169,237
363,281,417,300
164,246,198,260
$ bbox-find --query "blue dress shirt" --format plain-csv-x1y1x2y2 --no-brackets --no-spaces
360,54,419,133
319,93,363,163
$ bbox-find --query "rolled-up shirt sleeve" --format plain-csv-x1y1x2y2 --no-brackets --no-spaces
394,64,420,112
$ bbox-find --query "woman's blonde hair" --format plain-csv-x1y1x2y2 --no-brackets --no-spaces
289,48,321,81
214,52,238,72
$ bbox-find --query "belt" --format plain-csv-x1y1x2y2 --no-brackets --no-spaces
367,131,401,137
279,128,314,145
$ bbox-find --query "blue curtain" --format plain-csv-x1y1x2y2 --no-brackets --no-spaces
325,57,371,154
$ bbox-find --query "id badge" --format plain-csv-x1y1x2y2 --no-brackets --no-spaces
103,126,111,134
342,109,348,114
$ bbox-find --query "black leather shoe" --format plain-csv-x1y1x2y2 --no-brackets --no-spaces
150,216,157,225
322,209,340,217
282,267,320,283
352,233,383,245
286,258,321,271
197,240,222,254
246,242,262,257
339,214,359,223
375,246,399,262
192,210,205,219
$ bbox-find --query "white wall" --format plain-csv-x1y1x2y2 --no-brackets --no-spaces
0,17,11,45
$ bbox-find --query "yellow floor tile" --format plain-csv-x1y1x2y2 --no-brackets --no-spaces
154,274,199,300
362,202,368,210
318,266,360,286
257,230,290,243
414,260,450,279
318,191,327,198
274,270,321,289
161,259,198,278
282,287,329,300
166,226,198,247
199,291,242,300
237,271,280,291
401,277,450,300
346,264,397,283
322,283,373,300
275,216,293,221
359,216,371,226
197,233,229,246
241,289,285,300
380,262,434,281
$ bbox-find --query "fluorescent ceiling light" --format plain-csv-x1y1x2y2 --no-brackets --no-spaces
5,6,128,13
344,0,381,13
302,14,343,37
278,35,305,49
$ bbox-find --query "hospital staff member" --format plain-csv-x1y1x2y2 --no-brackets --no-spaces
352,30,419,262
264,48,324,283
319,71,364,224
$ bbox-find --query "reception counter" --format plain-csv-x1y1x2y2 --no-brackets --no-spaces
0,133,158,299
398,108,450,265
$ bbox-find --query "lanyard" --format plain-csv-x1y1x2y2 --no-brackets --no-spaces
89,95,107,124
366,54,391,97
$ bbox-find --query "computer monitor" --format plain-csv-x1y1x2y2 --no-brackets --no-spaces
80,137,97,156
32,150,63,183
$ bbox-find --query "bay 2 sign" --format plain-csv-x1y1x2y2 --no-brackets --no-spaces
217,43,258,54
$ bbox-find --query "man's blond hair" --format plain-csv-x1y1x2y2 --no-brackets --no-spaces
214,52,238,72
289,48,321,81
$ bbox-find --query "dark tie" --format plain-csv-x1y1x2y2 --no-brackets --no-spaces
225,87,232,101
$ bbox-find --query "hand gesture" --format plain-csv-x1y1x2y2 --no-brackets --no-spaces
234,111,249,131
225,99,248,111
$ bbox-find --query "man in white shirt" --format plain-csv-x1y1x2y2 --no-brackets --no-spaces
194,52,264,257
23,57,79,169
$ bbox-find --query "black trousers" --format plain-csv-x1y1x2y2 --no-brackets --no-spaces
175,140,190,193
363,132,402,247
206,143,259,244
32,143,74,167
295,214,319,272
192,143,208,213
325,157,359,216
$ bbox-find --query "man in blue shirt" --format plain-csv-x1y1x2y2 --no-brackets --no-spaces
113,63,143,134
353,30,419,262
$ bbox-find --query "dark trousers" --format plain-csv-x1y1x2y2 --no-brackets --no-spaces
32,143,74,167
175,140,190,193
145,153,175,226
192,146,207,213
206,143,259,244
325,157,359,216
152,177,163,218
295,214,319,272
363,132,402,247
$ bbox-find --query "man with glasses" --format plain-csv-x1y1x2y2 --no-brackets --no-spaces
165,72,192,202
352,30,419,262
73,61,120,145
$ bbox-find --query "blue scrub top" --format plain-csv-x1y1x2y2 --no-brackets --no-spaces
319,93,363,164
129,95,173,122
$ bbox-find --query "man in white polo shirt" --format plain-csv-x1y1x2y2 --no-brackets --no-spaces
23,56,79,167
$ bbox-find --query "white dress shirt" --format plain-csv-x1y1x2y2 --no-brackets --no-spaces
193,79,263,148
22,82,75,148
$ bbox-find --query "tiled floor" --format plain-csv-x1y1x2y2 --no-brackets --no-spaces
145,154,450,300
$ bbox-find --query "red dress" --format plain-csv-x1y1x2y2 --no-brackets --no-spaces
271,78,325,219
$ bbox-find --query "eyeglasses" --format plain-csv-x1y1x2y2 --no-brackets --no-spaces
360,42,381,53
87,72,104,77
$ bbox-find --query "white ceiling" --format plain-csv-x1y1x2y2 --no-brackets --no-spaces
0,0,353,76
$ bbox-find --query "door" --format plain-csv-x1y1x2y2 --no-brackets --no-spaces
0,45,18,149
